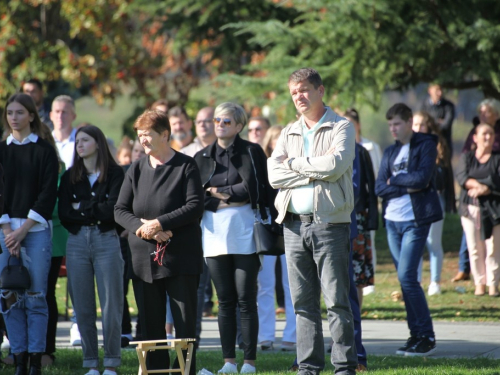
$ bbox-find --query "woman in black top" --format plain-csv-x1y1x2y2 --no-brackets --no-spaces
193,102,273,374
456,123,500,297
114,110,204,375
0,93,59,375
58,125,125,375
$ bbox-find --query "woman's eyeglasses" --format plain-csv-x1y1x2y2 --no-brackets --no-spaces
213,117,232,126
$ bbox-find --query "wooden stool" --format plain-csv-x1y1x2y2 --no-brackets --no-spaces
130,338,196,375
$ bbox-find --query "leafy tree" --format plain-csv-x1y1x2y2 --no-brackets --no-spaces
217,0,500,120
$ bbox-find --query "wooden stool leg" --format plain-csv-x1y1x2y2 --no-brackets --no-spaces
184,343,194,375
175,343,186,375
136,346,149,375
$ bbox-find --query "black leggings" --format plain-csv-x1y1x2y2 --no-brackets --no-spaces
206,253,260,360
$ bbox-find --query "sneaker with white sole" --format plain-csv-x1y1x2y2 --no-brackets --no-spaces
240,364,256,374
1,336,10,350
218,362,238,374
428,282,441,296
404,336,437,357
363,285,375,296
70,323,82,346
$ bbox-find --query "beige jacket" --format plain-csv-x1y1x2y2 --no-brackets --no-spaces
268,107,355,224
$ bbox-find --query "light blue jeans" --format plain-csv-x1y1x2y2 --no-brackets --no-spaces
66,226,124,369
0,228,52,353
283,219,357,375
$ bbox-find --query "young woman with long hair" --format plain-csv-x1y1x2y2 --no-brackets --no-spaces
58,125,124,375
0,93,59,375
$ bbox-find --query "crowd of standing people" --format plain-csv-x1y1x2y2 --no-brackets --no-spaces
0,70,499,375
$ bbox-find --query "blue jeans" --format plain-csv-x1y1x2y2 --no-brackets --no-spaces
66,226,124,368
386,220,434,338
459,232,471,273
0,228,52,353
284,219,357,375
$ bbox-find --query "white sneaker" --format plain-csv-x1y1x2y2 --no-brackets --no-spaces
70,323,82,346
363,285,375,296
218,362,238,374
1,336,10,350
167,333,175,340
240,364,256,374
428,282,441,296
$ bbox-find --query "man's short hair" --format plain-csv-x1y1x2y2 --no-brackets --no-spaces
22,78,43,91
52,95,76,112
288,68,323,89
168,106,189,120
344,108,360,124
134,109,171,135
386,103,413,122
248,116,270,128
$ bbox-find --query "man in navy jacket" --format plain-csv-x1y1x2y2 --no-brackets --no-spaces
375,103,442,357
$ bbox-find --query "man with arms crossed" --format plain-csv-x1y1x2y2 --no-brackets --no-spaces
268,68,357,375
375,103,442,356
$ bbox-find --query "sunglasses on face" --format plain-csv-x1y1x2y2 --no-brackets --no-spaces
213,117,232,126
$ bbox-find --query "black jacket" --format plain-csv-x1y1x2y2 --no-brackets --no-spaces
456,151,500,240
194,135,275,222
355,143,378,231
58,164,125,235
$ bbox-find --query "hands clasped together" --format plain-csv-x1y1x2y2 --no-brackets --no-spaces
2,226,28,258
135,219,172,243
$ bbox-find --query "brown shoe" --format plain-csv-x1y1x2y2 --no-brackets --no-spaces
451,272,470,282
356,364,368,372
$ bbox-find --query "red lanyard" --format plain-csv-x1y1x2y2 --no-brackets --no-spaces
152,239,171,266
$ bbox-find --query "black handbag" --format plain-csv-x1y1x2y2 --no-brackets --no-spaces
0,255,32,290
253,222,285,256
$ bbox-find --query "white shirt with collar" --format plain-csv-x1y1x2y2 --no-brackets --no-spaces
0,133,52,232
53,127,77,169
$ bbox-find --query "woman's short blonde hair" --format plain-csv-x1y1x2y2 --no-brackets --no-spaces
215,102,247,129
477,99,500,116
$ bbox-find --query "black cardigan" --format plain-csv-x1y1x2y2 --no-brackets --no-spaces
456,151,500,240
114,152,204,283
58,164,125,235
193,135,275,222
355,144,379,231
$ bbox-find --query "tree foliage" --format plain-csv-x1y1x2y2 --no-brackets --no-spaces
217,0,500,119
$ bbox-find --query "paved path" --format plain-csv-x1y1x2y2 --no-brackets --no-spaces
53,318,500,359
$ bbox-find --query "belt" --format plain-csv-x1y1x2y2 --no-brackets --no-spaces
287,213,314,223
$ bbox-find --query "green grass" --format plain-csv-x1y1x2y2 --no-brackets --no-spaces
2,350,499,374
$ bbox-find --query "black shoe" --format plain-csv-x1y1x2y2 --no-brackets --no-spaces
28,353,42,375
121,336,130,348
395,336,419,355
404,336,437,357
14,352,28,375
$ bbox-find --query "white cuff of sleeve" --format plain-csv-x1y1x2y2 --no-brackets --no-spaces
0,214,10,225
28,210,48,228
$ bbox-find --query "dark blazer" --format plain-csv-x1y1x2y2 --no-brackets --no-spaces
114,152,204,283
58,164,125,235
456,151,500,240
375,132,443,226
193,135,275,222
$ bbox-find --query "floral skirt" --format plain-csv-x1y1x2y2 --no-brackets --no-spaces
352,211,374,287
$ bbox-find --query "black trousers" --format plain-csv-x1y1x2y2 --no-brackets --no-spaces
206,253,260,360
45,256,63,355
133,275,199,375
119,237,132,335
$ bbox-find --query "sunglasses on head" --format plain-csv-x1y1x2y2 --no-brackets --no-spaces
213,117,232,126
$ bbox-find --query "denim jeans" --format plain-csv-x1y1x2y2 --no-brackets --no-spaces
459,232,471,273
258,254,296,344
385,220,434,338
0,228,52,353
66,226,124,368
283,219,357,375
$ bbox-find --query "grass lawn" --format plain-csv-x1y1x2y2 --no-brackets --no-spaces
54,213,500,322
1,350,499,374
